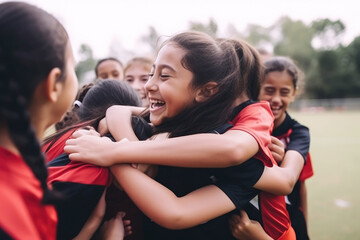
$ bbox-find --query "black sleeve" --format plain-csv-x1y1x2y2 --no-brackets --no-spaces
213,158,264,209
287,122,310,164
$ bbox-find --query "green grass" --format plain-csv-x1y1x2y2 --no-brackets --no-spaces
289,110,360,240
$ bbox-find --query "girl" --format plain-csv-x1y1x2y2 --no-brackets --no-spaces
0,2,78,239
230,56,314,240
95,57,124,81
124,57,153,107
42,80,151,240
66,33,297,239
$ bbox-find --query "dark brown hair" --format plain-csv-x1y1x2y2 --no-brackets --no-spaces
0,2,69,204
153,31,241,137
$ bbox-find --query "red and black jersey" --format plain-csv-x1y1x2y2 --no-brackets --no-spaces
230,100,295,240
0,147,57,240
273,112,314,240
43,130,111,240
230,100,276,167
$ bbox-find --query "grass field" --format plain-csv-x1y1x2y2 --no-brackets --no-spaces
289,110,360,240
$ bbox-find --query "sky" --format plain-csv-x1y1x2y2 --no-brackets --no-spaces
3,0,359,62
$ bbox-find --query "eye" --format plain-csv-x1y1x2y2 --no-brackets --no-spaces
125,78,134,83
141,76,149,82
160,75,170,80
264,87,275,94
280,89,291,96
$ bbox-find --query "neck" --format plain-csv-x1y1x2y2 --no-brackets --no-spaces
274,113,286,128
233,94,250,107
0,124,19,154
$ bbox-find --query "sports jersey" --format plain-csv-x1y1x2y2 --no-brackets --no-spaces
0,146,57,240
272,112,314,240
230,100,294,240
230,100,276,167
43,130,111,240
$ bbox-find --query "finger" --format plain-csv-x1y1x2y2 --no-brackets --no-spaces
239,210,250,221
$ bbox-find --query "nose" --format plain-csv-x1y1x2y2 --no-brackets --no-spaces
271,91,281,105
145,75,157,92
132,79,143,91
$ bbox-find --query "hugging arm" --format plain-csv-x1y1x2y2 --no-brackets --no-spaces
110,164,235,229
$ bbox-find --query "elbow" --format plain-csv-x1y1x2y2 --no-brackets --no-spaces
150,209,192,230
281,174,297,195
223,144,248,167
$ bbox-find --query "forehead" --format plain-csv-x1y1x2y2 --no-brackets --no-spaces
155,43,186,67
264,71,294,87
98,60,122,71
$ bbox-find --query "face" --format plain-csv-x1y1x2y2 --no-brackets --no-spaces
97,60,124,81
124,62,151,107
145,43,196,126
258,71,296,127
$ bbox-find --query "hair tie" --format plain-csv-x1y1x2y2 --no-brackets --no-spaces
73,100,82,107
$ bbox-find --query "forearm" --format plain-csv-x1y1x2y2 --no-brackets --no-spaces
110,164,235,229
108,130,258,167
254,150,303,195
106,106,139,141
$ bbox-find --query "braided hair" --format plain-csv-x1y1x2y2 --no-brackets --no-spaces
0,2,69,204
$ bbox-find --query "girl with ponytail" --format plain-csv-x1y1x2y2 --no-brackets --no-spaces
0,2,78,239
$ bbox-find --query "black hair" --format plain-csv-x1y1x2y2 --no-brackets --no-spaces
0,2,69,204
153,31,241,138
55,83,95,131
43,79,150,149
263,56,302,89
94,57,123,77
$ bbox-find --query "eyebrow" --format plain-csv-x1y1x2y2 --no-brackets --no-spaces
152,63,176,72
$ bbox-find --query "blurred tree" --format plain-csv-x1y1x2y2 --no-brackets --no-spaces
311,19,345,50
141,26,161,54
189,18,218,38
75,44,97,83
273,17,315,73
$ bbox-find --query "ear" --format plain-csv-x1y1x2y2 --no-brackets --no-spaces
44,67,63,103
195,82,218,103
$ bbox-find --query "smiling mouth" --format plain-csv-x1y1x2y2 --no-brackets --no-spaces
149,98,165,111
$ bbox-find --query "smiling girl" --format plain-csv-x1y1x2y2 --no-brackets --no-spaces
65,32,299,239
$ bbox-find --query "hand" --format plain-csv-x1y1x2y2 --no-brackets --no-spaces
269,136,285,163
72,127,100,138
98,212,132,240
64,134,114,166
229,210,273,240
98,117,109,136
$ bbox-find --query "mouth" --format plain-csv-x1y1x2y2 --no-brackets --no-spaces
270,106,282,115
149,98,166,111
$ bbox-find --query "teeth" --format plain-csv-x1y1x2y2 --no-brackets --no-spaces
149,99,165,104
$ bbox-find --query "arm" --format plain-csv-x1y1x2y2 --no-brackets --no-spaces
109,164,235,229
253,150,304,195
105,105,144,141
229,210,273,240
72,190,106,240
66,129,258,168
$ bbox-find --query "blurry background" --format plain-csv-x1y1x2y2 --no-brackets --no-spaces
3,0,360,239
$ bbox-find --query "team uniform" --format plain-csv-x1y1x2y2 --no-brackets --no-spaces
0,147,57,240
144,100,294,240
43,130,111,240
273,112,314,240
230,100,295,240
42,117,151,240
